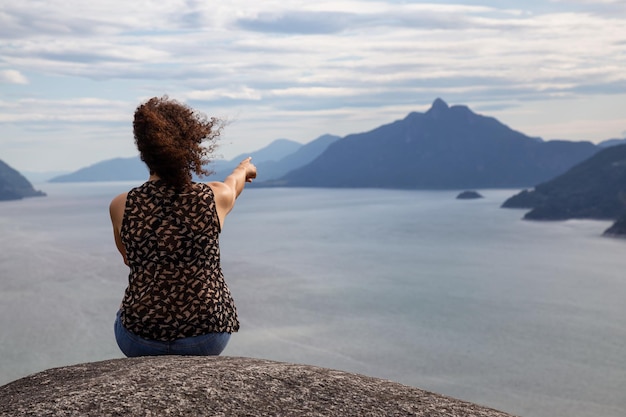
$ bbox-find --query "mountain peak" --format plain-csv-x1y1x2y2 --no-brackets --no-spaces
278,98,600,189
426,98,449,118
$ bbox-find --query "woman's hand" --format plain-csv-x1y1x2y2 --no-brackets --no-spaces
237,157,257,183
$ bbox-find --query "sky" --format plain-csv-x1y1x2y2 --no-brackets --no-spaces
1,0,626,173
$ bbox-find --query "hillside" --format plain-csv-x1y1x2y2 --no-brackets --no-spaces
247,134,340,182
0,160,46,201
227,138,302,167
205,136,340,182
604,213,626,237
271,98,599,189
501,144,626,221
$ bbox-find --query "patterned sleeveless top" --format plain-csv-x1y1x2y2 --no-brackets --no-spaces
120,180,239,341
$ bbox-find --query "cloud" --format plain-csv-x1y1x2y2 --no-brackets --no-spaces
236,11,352,34
186,87,263,101
1,0,626,171
0,70,28,84
2,2,622,94
234,4,516,35
0,98,130,123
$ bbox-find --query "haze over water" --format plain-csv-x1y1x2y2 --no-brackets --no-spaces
1,182,624,417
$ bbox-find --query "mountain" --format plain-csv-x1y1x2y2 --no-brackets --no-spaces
228,139,302,166
207,138,304,181
48,99,600,188
243,134,340,182
205,136,341,182
599,138,626,148
501,144,626,222
604,213,626,237
49,157,149,182
0,160,46,201
48,137,334,183
271,98,599,189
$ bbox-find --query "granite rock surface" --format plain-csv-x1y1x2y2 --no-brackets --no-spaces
0,356,517,417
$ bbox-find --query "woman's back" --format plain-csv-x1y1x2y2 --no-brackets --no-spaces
119,180,239,341
111,96,256,357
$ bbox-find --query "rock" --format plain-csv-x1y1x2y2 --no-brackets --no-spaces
456,190,483,200
0,356,516,417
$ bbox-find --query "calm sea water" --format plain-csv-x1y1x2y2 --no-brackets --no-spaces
0,182,624,417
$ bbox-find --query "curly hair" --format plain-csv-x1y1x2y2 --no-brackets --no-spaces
133,96,223,190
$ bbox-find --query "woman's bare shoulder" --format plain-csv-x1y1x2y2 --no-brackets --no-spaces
207,181,234,201
109,192,129,215
206,181,226,192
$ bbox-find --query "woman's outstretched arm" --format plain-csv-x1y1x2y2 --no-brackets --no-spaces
209,157,257,229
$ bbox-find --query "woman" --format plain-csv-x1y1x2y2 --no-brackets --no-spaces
109,96,256,357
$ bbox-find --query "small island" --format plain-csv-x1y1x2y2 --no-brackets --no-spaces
456,190,483,200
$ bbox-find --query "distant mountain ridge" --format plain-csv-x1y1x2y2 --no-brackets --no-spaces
598,138,626,148
49,157,149,183
198,136,341,183
245,134,340,182
271,99,599,189
49,135,340,183
0,160,46,201
49,99,605,189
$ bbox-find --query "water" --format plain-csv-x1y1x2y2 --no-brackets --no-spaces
0,183,624,417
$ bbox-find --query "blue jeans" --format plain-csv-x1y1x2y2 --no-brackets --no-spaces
114,310,231,357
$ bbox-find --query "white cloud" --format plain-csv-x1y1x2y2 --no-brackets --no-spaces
0,98,131,123
186,87,263,101
1,0,626,171
0,70,28,84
